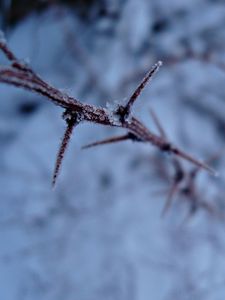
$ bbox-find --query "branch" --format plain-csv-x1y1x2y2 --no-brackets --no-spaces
115,61,162,122
149,108,167,139
0,34,216,184
161,159,184,217
82,132,139,149
52,110,79,186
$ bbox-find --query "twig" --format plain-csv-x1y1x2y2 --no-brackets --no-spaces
52,110,78,186
0,34,216,185
116,61,162,122
149,107,167,139
82,132,139,149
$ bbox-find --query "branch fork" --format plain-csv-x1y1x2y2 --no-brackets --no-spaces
0,33,216,186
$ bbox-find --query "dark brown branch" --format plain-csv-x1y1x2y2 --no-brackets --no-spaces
161,159,184,216
126,61,162,111
161,183,180,217
0,38,216,184
116,61,162,122
147,107,216,175
149,108,167,139
170,146,216,176
0,38,17,62
82,132,139,149
52,113,78,186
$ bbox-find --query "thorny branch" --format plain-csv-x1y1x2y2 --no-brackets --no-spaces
0,34,216,186
148,109,222,218
148,109,185,216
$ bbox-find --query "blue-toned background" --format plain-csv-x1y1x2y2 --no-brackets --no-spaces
1,1,225,299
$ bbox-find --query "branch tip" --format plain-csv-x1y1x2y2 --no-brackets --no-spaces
119,61,163,122
52,118,77,186
149,107,167,139
82,133,135,149
173,148,217,177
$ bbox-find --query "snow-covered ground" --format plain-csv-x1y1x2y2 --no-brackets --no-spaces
1,1,225,299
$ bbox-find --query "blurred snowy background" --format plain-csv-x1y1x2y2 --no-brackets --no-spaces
1,0,225,299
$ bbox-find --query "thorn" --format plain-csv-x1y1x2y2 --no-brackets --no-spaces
161,183,180,217
149,107,167,139
122,61,163,118
172,147,217,176
0,39,17,62
82,133,133,149
189,149,222,178
52,119,77,187
161,159,184,217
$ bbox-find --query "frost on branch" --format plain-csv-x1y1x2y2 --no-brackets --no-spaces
52,110,81,187
0,37,216,185
114,61,163,123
